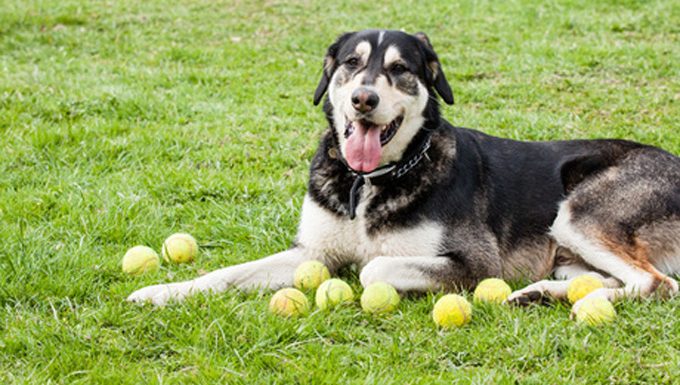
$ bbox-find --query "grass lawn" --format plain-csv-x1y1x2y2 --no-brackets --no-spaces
2,0,680,383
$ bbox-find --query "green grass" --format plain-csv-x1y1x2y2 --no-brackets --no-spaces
1,0,680,383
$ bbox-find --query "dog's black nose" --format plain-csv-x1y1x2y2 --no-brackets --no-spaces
351,88,380,113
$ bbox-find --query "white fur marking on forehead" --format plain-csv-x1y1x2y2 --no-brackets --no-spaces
355,41,371,62
383,45,402,66
378,31,385,46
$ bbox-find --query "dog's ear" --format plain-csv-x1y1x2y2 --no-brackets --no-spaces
414,32,454,105
313,32,354,105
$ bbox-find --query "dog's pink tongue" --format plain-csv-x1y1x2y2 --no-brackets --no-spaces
345,123,382,173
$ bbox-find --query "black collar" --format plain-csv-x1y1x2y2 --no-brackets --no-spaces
336,132,433,219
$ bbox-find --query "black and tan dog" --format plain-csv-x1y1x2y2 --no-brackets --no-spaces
129,30,680,314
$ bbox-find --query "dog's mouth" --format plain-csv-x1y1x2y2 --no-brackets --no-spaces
344,116,403,146
343,115,404,173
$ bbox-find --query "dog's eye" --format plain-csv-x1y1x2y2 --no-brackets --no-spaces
389,63,408,75
345,57,360,69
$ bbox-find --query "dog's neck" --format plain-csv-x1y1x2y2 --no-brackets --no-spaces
327,124,438,219
307,120,458,225
346,132,433,219
311,97,452,220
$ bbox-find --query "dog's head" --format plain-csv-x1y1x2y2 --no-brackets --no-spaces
313,30,453,173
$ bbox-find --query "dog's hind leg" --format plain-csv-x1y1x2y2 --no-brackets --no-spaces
551,201,679,312
507,260,621,306
127,247,317,306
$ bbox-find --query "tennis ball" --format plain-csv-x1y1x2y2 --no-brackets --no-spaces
567,275,604,304
574,297,616,326
473,278,512,304
269,288,310,317
360,282,400,314
294,261,331,291
315,278,354,309
432,294,472,328
162,233,198,264
122,245,159,275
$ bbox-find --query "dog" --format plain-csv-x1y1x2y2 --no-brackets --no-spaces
128,30,680,314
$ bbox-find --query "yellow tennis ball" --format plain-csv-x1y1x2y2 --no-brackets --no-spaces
567,275,604,304
162,233,198,264
269,288,310,317
294,261,331,291
473,278,512,304
574,297,616,326
360,282,400,314
432,294,472,328
315,278,354,309
122,245,159,275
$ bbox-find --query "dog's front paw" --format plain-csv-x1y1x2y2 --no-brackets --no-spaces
127,283,189,306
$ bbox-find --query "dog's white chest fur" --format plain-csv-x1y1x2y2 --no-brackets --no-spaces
296,194,443,266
